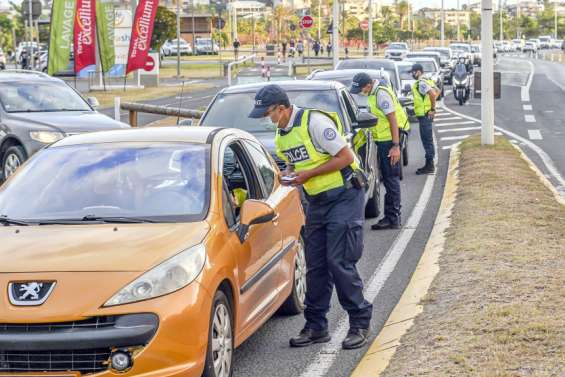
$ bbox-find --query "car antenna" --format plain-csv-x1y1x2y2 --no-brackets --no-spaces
177,80,186,125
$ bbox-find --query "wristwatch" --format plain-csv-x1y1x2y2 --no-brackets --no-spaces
392,142,400,147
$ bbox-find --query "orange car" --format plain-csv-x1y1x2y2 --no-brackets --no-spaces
0,127,306,377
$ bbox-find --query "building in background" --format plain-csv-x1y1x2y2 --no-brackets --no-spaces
421,8,471,27
227,1,269,17
506,1,545,17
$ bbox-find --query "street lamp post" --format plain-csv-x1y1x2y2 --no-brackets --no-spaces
441,0,445,46
555,3,558,39
176,0,181,77
368,0,373,56
457,0,461,41
499,0,503,42
481,0,495,145
332,0,339,68
318,0,321,42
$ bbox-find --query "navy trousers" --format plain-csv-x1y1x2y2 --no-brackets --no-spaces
303,186,373,331
417,115,435,162
377,141,401,225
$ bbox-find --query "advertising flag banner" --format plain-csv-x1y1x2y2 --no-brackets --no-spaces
73,0,96,73
96,0,116,73
126,0,158,74
47,0,76,75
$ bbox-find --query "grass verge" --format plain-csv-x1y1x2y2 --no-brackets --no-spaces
380,135,565,377
89,83,212,108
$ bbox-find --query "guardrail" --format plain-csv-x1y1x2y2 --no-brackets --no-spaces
120,101,203,127
227,54,257,86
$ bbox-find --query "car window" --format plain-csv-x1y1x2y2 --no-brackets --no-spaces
0,81,91,113
340,90,358,131
242,140,277,196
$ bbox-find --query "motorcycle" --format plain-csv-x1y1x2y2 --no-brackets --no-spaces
452,61,471,106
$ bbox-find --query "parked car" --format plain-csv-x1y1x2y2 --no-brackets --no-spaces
307,69,411,177
199,80,382,218
523,41,538,53
194,38,219,55
471,44,482,66
404,57,445,99
512,39,525,51
334,58,409,106
0,71,129,180
423,47,455,83
0,48,6,70
538,35,552,49
0,126,306,377
39,51,76,76
384,42,410,60
529,38,542,50
160,39,193,56
15,41,40,63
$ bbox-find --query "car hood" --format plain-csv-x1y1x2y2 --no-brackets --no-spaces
0,222,210,272
6,111,130,133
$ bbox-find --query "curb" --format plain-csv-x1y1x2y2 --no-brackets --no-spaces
350,143,462,377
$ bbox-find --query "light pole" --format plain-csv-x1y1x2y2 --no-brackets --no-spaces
441,0,445,46
499,0,503,42
555,3,558,39
318,0,321,42
457,0,461,41
332,0,339,68
176,0,181,77
481,0,495,145
368,0,373,56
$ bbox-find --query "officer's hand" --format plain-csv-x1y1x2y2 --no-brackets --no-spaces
428,110,436,120
291,170,312,186
389,146,401,166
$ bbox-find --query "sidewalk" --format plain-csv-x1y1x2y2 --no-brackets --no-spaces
353,136,564,376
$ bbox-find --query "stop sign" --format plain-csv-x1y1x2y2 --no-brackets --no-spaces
360,20,369,31
300,15,314,29
144,56,156,72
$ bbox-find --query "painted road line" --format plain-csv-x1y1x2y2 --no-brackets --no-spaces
523,104,533,111
440,135,471,141
299,142,439,377
520,59,535,102
443,105,565,198
434,121,476,127
545,73,565,91
437,126,482,133
528,130,543,140
525,114,536,122
442,145,455,150
434,116,463,121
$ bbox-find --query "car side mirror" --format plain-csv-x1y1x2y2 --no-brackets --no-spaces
237,200,276,243
352,111,378,129
87,97,100,109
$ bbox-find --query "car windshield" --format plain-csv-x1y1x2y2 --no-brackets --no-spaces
389,43,407,50
0,81,91,113
450,45,471,53
0,143,210,222
200,90,342,132
397,65,413,80
408,61,436,73
425,49,449,59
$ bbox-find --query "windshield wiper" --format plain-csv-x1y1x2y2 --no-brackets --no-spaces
81,215,156,223
0,215,31,226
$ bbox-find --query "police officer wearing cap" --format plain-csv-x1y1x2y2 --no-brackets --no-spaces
350,72,409,230
249,84,373,350
410,63,438,175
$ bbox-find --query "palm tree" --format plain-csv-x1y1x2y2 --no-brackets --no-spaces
397,0,409,30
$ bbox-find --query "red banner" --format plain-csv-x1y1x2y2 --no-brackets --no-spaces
126,0,158,74
73,0,96,73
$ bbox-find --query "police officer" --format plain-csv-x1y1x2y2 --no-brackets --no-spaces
248,85,372,350
350,72,408,230
410,63,438,175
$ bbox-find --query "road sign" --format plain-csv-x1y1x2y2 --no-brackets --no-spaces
216,18,226,30
300,15,314,29
360,20,369,31
22,0,42,20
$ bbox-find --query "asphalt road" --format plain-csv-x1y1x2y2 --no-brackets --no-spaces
441,52,565,199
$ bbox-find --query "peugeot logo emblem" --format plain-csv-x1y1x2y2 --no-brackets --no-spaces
8,281,56,306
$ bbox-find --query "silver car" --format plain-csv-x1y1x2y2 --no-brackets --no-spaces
0,71,129,180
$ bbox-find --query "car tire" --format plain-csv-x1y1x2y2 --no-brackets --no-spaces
2,145,27,180
278,237,307,315
202,290,234,377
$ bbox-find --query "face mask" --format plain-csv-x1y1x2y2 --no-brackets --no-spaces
412,73,419,80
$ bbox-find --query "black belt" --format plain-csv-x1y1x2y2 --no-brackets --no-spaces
305,180,354,203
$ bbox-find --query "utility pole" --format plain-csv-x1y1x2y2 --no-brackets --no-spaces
368,0,373,56
441,0,445,46
481,0,495,145
191,0,196,52
457,0,461,41
318,0,321,42
555,3,558,39
27,0,34,69
176,0,181,77
332,0,339,68
499,0,503,42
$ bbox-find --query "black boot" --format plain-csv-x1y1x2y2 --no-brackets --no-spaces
371,218,400,230
416,159,435,175
289,328,331,347
342,328,369,350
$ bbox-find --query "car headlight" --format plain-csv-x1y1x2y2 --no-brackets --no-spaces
29,131,65,144
104,244,206,307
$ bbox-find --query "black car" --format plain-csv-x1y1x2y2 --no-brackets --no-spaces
198,80,382,218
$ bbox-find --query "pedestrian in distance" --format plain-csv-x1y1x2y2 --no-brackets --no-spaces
248,84,373,350
233,38,240,61
297,40,304,57
327,41,332,57
350,72,410,230
282,39,288,62
410,63,439,175
313,40,320,57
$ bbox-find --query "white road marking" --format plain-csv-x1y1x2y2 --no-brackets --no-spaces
525,114,536,122
520,59,535,102
437,126,482,133
442,145,455,150
443,105,565,197
523,104,533,111
434,116,462,121
299,140,439,377
440,135,471,141
545,73,565,91
434,121,476,127
528,129,543,140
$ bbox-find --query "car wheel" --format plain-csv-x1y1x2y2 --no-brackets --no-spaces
278,237,306,315
2,145,27,180
203,290,233,377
